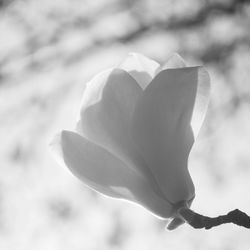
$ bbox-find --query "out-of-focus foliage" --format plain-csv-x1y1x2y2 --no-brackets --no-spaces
0,0,250,249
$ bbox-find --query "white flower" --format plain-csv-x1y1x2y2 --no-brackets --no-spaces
51,53,210,230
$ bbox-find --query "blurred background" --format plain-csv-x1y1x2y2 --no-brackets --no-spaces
1,0,250,249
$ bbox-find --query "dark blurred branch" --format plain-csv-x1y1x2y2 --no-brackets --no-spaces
0,0,15,10
124,0,250,33
2,0,250,81
198,36,250,63
114,0,250,64
165,0,249,29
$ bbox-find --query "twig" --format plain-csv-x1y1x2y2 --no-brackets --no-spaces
178,207,250,229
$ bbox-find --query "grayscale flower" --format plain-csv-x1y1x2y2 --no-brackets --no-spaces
51,53,210,229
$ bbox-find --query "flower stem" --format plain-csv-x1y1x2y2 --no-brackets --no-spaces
178,207,250,229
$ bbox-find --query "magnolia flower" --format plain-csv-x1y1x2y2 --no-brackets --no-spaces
51,53,210,230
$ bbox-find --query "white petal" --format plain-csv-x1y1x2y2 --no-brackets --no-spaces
49,132,64,166
191,67,210,138
57,130,173,219
119,52,160,89
77,68,114,116
77,68,151,178
155,53,186,75
131,67,210,203
161,53,186,69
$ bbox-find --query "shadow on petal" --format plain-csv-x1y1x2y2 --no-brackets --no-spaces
59,130,174,219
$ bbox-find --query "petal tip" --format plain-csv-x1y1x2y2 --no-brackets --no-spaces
160,53,186,71
49,131,62,150
49,131,65,166
166,217,185,230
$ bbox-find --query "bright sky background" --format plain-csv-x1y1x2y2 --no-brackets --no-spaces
0,0,250,249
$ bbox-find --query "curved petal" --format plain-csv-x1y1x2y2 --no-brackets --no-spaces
119,52,160,89
77,68,153,179
155,53,186,75
191,67,210,138
57,130,173,219
77,68,114,116
161,53,186,69
131,67,210,203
